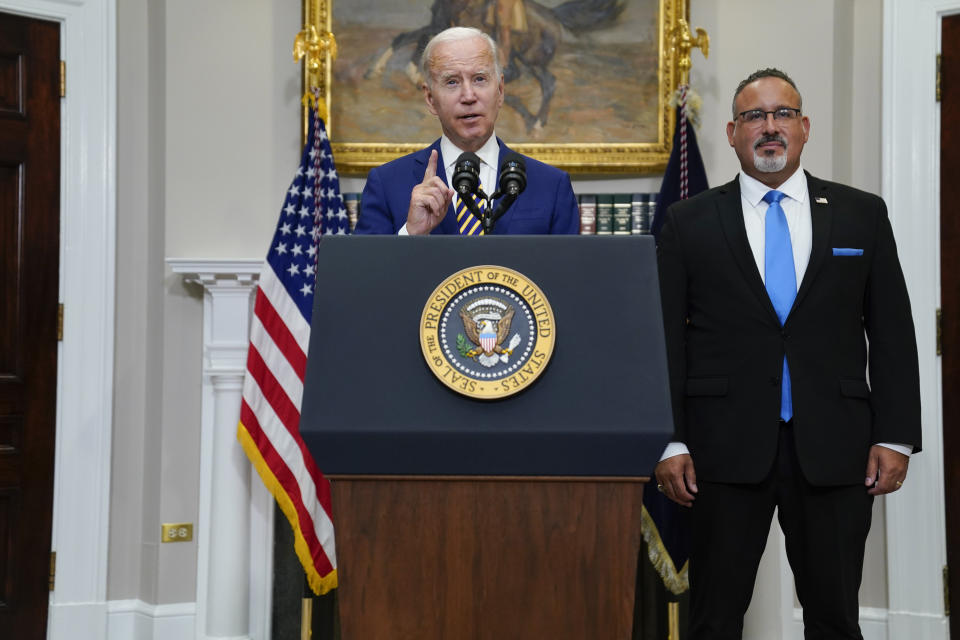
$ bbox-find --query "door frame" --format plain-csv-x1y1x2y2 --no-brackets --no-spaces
0,1,115,639
883,1,954,637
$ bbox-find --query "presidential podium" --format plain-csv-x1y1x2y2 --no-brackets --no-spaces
299,235,673,639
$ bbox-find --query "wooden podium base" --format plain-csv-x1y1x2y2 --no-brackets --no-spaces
330,476,645,640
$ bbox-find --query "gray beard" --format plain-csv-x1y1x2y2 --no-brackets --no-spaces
754,150,787,173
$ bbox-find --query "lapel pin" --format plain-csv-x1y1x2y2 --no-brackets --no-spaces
815,197,828,204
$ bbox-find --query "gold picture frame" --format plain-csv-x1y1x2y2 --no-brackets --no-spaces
301,0,691,175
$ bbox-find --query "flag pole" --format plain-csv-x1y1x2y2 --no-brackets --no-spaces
660,8,709,640
300,597,313,640
667,601,680,640
244,12,346,635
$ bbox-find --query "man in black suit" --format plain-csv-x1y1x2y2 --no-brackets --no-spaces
654,68,921,639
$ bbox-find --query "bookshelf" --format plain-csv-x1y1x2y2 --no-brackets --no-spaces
339,191,660,236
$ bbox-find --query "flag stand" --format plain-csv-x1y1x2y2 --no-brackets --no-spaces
300,598,312,640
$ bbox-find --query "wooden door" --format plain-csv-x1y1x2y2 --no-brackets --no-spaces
0,11,61,640
941,13,960,637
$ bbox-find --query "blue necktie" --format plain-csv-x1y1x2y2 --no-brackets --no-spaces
763,190,796,422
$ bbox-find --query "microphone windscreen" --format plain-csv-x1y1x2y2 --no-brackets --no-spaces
457,151,482,167
501,151,526,171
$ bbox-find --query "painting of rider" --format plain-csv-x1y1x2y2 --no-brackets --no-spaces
329,0,667,153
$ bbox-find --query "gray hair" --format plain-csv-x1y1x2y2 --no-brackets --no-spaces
731,68,802,118
420,27,502,88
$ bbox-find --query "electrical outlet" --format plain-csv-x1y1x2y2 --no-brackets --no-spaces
161,523,194,543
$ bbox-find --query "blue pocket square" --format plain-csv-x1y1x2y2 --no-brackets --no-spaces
833,248,863,256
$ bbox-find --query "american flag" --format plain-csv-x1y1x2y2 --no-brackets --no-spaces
236,107,346,595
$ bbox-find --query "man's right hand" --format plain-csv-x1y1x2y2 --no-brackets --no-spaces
654,453,698,507
406,149,454,235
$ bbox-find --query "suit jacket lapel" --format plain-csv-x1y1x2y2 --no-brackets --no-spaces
414,139,457,234
792,172,833,314
716,177,780,322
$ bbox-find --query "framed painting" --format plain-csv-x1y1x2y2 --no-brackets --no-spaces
303,0,688,174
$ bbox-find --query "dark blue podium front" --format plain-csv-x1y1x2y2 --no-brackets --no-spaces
299,235,673,477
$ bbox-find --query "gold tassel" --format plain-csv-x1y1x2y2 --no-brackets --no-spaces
640,505,689,595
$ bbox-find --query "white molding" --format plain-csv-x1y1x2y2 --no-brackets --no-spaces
168,260,265,282
0,1,116,639
881,1,953,638
107,600,197,640
46,602,109,640
791,607,888,640
168,259,273,640
887,610,951,640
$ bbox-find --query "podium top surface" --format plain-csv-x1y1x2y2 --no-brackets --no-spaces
299,235,673,476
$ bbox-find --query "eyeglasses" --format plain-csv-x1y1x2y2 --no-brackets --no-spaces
736,107,802,125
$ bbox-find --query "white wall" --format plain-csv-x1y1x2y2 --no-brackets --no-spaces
163,0,301,258
111,0,301,607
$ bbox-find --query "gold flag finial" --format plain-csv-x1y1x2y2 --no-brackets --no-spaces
293,24,338,76
294,17,337,128
671,17,709,87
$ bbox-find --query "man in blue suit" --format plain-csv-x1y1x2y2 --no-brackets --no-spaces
354,26,579,236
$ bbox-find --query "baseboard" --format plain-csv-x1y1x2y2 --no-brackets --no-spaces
71,600,952,640
792,607,888,640
886,609,949,640
48,601,108,640
107,599,196,640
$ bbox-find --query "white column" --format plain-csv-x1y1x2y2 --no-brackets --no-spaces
169,260,273,640
206,371,250,638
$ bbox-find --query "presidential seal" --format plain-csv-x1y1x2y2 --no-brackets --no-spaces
420,265,556,399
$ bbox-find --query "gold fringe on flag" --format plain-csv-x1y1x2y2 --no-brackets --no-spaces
238,423,338,595
640,505,689,595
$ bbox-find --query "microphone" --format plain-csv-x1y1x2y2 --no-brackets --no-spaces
482,153,527,234
452,152,481,196
497,152,527,197
451,151,485,224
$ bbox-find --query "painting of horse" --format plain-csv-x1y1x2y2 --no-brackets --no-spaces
330,0,663,148
365,0,626,134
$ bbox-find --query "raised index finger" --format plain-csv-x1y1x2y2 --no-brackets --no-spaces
424,149,439,181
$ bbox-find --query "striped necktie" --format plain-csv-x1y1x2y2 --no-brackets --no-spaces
763,189,796,422
456,186,486,236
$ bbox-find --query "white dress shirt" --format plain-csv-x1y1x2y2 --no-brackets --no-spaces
659,166,912,461
740,165,812,287
398,133,499,235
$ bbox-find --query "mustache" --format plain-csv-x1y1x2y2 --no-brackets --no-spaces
754,134,787,149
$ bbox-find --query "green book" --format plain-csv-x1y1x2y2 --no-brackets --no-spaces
596,194,614,235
